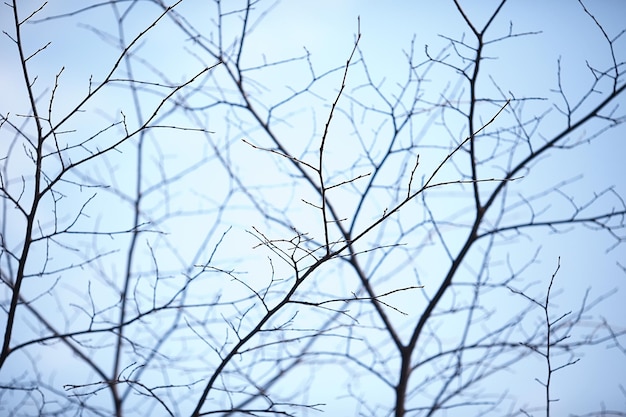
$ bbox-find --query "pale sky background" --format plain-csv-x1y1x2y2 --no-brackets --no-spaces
1,1,625,416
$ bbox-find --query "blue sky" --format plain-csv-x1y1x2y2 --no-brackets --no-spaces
1,1,625,416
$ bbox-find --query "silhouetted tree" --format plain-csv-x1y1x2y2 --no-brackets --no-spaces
1,1,625,416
